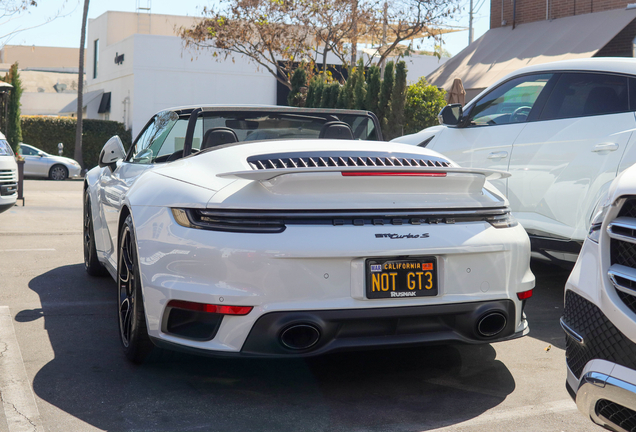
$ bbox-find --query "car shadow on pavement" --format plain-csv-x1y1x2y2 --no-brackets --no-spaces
523,261,572,350
22,264,516,432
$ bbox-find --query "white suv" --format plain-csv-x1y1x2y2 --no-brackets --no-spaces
562,161,636,431
394,58,636,266
0,132,17,213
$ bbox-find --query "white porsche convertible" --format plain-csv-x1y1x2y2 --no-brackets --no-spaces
84,106,535,363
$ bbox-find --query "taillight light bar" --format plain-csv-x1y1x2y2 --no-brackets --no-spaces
341,171,447,177
167,300,253,316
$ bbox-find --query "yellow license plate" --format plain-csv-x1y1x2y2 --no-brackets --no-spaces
366,258,438,299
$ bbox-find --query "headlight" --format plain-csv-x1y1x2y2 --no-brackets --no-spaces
487,212,518,229
588,194,611,243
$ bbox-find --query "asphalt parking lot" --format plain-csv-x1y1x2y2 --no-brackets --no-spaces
0,180,600,432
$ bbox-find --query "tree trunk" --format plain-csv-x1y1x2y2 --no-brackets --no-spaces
74,0,89,169
350,0,357,68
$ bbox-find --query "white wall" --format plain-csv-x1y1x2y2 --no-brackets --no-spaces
130,35,276,137
21,93,77,116
402,55,449,84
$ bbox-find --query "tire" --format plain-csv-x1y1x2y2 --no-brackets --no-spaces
49,164,68,180
83,191,108,276
118,215,154,364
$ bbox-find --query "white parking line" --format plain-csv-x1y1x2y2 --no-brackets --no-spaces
0,306,43,432
0,249,55,253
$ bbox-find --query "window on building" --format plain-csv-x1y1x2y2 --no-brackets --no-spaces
93,39,99,79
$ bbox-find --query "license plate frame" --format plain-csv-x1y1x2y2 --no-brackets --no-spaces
365,257,438,299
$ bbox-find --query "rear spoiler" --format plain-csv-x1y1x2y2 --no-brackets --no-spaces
217,167,511,181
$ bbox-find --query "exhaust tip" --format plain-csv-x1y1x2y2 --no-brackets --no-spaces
280,324,321,350
477,312,507,337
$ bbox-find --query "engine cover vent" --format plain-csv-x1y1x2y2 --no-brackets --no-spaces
247,151,452,171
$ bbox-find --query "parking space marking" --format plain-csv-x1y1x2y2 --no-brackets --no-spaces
427,399,577,431
0,306,43,432
0,249,55,253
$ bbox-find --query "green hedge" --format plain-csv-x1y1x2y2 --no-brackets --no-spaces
20,117,132,170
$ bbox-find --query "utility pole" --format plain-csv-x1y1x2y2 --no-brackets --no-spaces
468,0,474,44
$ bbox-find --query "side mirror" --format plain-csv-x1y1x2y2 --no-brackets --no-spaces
438,104,463,126
99,135,126,170
37,151,45,157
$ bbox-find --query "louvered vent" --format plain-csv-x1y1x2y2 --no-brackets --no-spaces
247,151,452,171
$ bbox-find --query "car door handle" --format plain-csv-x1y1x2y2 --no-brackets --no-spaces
592,143,619,153
487,151,508,159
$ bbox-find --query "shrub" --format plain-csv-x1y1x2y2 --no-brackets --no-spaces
2,63,23,152
403,77,446,135
385,61,407,140
21,116,132,170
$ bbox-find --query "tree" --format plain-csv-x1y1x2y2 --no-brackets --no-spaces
74,0,89,169
366,0,461,67
180,0,458,89
385,60,407,140
365,65,381,115
2,62,22,151
180,0,314,90
403,76,446,135
288,67,307,107
1,1,77,44
300,0,373,77
353,59,366,110
377,60,394,126
0,0,36,41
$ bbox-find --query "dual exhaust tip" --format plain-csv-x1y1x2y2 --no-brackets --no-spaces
477,312,507,337
280,324,321,350
278,311,508,350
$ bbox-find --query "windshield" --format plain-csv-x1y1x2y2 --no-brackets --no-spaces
130,110,379,164
0,140,14,157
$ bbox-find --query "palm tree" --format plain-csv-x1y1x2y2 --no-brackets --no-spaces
74,0,89,169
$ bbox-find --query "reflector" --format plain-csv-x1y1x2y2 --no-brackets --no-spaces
167,300,253,315
517,290,533,300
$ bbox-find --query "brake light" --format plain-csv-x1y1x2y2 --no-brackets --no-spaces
517,290,533,300
341,172,447,177
167,300,253,315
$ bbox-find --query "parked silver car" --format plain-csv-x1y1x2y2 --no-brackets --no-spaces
19,143,81,180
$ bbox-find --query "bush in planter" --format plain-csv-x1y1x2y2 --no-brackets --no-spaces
20,116,131,170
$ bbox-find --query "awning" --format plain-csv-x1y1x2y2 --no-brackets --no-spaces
427,8,636,96
98,92,111,113
0,82,13,93
58,89,104,114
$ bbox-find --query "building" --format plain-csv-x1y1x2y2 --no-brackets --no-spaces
0,45,84,116
79,10,448,138
428,0,636,102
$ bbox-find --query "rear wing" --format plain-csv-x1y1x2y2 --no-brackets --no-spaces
217,167,511,182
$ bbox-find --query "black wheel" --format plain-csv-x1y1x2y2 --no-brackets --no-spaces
84,191,108,276
118,215,154,363
49,164,68,180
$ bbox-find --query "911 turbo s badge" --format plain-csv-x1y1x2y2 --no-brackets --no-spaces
375,233,430,239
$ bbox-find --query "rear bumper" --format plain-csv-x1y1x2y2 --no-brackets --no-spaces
151,299,526,358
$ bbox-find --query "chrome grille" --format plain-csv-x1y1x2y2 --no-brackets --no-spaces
247,151,452,171
596,399,636,432
0,168,17,185
609,197,636,315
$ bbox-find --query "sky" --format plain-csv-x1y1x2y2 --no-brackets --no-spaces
0,0,490,58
